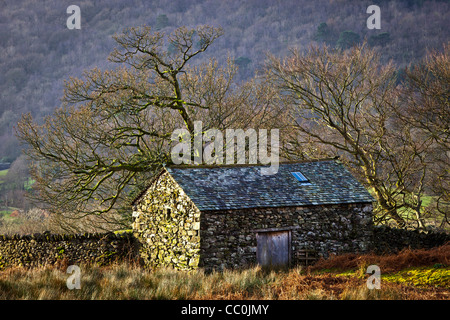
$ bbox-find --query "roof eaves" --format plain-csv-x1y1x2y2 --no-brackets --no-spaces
198,199,374,212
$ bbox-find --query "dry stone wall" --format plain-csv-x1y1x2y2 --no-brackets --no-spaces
371,225,450,254
1,204,447,272
0,231,136,269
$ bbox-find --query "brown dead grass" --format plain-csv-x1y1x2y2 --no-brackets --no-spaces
310,243,450,273
277,270,449,300
0,245,448,300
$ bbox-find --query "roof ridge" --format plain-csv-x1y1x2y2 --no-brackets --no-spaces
167,157,339,170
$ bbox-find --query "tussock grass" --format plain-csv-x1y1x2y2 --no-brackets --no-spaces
1,245,449,300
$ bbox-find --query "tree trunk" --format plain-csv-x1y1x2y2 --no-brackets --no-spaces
373,188,405,227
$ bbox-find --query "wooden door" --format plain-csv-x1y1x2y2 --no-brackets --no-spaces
256,230,291,269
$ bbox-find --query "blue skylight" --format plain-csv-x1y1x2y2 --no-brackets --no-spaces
291,172,312,185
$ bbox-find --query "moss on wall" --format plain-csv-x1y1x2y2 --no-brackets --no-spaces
0,231,136,269
132,172,201,270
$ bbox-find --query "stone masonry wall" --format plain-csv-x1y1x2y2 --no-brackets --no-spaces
0,231,136,269
371,225,450,254
199,203,374,271
132,171,201,270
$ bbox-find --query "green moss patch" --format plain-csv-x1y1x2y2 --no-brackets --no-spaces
382,266,449,288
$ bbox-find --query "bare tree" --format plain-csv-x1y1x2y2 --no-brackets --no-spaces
266,43,446,228
16,25,281,232
398,44,450,228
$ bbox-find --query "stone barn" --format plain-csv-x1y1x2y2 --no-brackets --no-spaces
131,159,374,271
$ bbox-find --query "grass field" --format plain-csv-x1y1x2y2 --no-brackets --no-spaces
0,245,448,300
0,169,12,218
0,167,34,224
0,169,7,184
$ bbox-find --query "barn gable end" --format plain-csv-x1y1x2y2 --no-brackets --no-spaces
132,170,201,270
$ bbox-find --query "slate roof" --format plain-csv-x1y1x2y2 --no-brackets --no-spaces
164,159,374,211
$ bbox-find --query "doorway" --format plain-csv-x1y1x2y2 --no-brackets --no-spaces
256,229,291,269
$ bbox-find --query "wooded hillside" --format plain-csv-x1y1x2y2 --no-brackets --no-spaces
1,0,449,162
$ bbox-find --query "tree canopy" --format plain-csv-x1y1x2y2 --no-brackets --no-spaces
16,25,283,232
15,25,449,232
266,43,449,229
